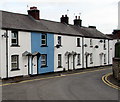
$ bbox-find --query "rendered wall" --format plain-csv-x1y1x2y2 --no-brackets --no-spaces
31,32,54,74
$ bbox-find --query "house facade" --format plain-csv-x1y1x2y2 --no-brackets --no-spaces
0,7,113,79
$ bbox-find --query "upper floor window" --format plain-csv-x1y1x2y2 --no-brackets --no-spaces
58,36,61,46
58,54,62,68
41,54,47,67
77,54,81,65
41,34,47,47
104,40,106,50
90,39,93,47
11,55,19,71
11,31,18,46
77,38,80,47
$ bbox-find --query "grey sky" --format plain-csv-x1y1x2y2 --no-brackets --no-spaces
0,0,119,34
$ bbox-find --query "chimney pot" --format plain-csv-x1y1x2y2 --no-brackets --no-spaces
74,16,82,27
75,16,77,19
30,7,37,10
60,14,69,24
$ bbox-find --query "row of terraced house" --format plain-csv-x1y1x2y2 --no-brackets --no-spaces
0,7,113,79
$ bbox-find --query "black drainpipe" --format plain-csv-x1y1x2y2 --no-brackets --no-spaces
82,37,84,68
6,30,8,79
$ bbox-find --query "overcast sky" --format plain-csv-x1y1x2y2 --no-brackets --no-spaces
0,0,119,34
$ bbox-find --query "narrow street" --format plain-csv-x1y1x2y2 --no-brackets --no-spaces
2,67,119,100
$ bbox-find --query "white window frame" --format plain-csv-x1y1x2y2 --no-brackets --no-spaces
77,38,80,47
41,34,47,46
41,54,47,67
90,39,93,46
104,39,106,50
11,31,18,46
58,54,62,67
11,55,19,70
58,36,61,45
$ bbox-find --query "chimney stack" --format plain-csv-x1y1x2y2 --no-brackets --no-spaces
74,16,82,27
60,15,69,24
28,6,40,20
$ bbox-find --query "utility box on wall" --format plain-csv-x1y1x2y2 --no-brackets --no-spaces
112,42,120,80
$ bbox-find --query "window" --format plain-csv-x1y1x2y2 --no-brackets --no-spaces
41,54,47,67
58,36,61,46
104,54,106,64
77,38,80,47
41,34,47,46
77,54,81,65
104,40,106,50
90,53,93,64
58,54,62,68
90,39,93,47
11,55,19,70
11,31,18,46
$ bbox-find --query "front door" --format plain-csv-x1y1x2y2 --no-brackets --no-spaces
86,56,88,68
32,56,38,75
73,55,75,70
68,55,69,70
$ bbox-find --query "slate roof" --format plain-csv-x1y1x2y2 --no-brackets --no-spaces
0,10,110,39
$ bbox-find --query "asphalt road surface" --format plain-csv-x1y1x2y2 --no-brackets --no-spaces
2,68,119,100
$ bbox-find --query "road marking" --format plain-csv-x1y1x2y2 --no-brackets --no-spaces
0,67,111,87
102,73,120,90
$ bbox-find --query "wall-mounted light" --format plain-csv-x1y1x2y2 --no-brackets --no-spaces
2,32,8,38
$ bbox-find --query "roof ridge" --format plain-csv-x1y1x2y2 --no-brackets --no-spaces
1,10,28,16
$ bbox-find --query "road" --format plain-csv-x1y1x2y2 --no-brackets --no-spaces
2,68,119,100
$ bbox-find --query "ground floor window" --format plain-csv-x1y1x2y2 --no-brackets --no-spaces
41,54,47,67
58,54,62,68
11,55,19,70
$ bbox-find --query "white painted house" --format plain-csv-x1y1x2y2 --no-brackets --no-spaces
0,7,113,79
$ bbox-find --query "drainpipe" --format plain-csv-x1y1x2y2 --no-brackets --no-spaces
6,30,8,79
82,37,84,68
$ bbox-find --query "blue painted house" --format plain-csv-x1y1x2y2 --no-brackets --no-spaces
31,32,54,75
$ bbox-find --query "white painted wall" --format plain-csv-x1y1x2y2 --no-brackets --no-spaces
54,34,82,72
109,40,113,64
83,38,109,68
0,30,31,78
118,1,120,29
0,30,7,78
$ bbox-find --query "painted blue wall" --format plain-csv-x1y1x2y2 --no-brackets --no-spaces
31,32,54,74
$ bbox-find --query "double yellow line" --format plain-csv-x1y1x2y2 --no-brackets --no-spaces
0,68,111,87
102,73,120,90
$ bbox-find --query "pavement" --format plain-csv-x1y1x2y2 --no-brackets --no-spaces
1,66,119,100
2,66,111,84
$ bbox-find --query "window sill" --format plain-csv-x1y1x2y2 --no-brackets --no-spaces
11,69,20,71
41,65,48,68
57,66,62,68
11,45,20,47
41,45,48,47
